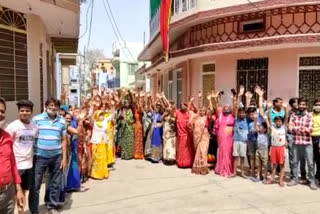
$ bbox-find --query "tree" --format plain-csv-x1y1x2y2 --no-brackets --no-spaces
85,48,105,70
78,48,105,101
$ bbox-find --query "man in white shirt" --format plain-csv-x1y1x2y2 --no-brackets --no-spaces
6,100,38,214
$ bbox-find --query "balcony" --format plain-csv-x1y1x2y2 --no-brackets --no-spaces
149,0,197,40
172,0,197,16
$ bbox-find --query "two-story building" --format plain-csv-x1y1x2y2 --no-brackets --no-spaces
0,0,80,121
139,0,320,107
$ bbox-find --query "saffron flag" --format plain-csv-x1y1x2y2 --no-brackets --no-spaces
159,0,172,62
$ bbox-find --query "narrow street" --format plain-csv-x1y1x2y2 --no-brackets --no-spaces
32,159,319,214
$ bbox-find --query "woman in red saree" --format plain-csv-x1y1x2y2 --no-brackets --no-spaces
175,102,195,168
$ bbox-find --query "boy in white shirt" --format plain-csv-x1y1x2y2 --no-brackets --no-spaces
5,100,38,214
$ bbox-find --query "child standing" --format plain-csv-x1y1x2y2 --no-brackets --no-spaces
267,116,287,187
253,120,269,183
232,107,249,178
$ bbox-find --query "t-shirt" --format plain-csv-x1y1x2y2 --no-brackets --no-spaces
257,133,269,150
271,125,286,147
269,108,285,125
247,119,257,142
233,118,249,142
312,113,320,136
5,120,38,170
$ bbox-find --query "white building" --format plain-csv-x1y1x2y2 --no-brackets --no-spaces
0,0,80,121
112,41,144,88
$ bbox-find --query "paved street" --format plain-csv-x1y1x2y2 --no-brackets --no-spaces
29,159,319,214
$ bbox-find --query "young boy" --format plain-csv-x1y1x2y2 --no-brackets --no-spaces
232,107,249,178
5,100,38,214
247,107,258,178
253,120,269,183
266,116,287,187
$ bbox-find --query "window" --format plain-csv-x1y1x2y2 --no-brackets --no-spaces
239,18,265,33
237,58,268,105
202,63,215,106
128,63,137,75
0,8,28,101
299,56,320,110
172,0,197,16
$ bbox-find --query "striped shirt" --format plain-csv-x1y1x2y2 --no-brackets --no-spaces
289,112,313,145
32,112,67,157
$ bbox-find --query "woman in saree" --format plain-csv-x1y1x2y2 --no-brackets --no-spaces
143,94,153,159
65,113,81,191
162,105,177,164
213,90,238,177
90,110,109,179
77,108,92,183
133,91,144,159
190,94,211,175
149,103,163,163
118,99,135,160
102,97,116,166
175,98,196,168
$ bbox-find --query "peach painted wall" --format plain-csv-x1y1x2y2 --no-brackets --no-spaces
6,14,50,122
188,47,320,106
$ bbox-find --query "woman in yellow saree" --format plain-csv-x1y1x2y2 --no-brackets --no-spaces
105,109,115,166
90,110,109,179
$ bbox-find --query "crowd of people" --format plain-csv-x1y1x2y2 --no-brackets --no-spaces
0,85,320,214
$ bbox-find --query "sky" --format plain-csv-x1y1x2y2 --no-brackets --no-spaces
78,0,150,58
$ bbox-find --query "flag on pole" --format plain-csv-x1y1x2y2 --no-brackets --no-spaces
159,0,172,62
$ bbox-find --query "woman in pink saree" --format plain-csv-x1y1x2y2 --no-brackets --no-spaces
214,106,235,177
213,91,237,177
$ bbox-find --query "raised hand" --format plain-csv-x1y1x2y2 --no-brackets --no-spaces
267,101,273,109
283,101,288,109
245,91,253,99
206,92,212,101
238,85,245,97
190,96,195,103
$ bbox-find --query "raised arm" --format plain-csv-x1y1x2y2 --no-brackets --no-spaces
245,91,253,109
207,93,213,111
282,101,289,126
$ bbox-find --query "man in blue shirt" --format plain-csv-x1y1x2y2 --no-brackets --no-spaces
29,98,68,214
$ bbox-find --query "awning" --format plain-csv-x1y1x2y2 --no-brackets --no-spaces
52,37,78,53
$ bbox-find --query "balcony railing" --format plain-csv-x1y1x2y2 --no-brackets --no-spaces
149,0,197,40
150,7,160,40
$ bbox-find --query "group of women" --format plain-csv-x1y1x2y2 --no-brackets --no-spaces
59,86,244,196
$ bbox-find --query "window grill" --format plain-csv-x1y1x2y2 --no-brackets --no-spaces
0,7,27,101
237,58,268,105
299,56,320,110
